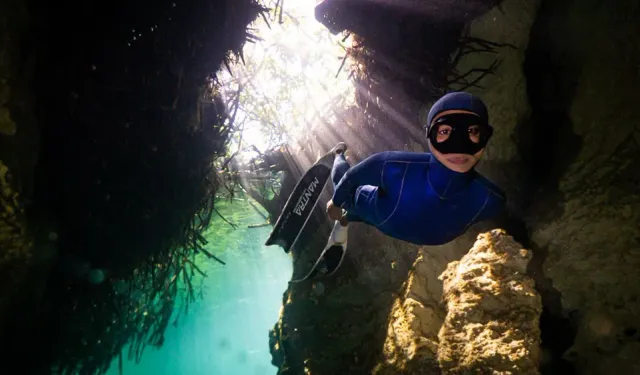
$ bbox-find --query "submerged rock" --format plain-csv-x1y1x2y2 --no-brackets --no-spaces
437,229,542,374
373,230,541,375
373,251,446,375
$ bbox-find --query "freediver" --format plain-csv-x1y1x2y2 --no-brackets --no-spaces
318,92,506,275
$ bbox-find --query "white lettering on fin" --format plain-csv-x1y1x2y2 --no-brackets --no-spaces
293,177,319,216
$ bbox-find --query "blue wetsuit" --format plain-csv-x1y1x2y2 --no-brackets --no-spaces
331,151,506,246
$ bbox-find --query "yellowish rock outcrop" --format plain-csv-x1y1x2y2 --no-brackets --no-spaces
374,250,445,375
437,230,542,375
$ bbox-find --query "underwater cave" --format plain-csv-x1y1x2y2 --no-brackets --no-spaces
1,0,639,374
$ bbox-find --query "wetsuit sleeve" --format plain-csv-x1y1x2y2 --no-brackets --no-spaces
477,177,507,221
484,192,507,219
332,152,388,208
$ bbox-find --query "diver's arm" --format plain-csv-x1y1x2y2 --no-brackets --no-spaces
477,178,507,224
468,180,519,240
331,152,388,207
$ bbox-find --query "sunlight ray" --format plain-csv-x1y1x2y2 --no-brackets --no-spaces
216,0,355,168
354,81,424,140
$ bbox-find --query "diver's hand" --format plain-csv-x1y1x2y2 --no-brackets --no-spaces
326,200,343,221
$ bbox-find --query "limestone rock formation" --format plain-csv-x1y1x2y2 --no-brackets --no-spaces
437,230,542,374
373,231,541,375
373,251,446,375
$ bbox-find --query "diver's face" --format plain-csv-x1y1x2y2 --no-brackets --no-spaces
428,109,487,173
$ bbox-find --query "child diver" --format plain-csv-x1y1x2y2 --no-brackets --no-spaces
312,92,506,278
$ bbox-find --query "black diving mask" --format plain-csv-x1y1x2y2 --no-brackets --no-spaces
427,113,493,155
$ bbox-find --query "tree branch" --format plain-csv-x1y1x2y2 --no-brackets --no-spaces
213,206,238,229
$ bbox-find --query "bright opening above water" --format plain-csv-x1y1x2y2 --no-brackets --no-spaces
217,0,354,160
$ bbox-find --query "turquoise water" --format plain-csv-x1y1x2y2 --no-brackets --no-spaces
106,198,292,375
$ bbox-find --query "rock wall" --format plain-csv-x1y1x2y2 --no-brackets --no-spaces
438,230,541,374
450,0,640,373
269,228,423,375
523,0,640,372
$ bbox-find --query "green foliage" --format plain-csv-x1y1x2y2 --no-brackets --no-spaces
217,1,355,155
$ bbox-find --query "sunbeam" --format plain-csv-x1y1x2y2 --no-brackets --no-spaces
217,0,356,168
